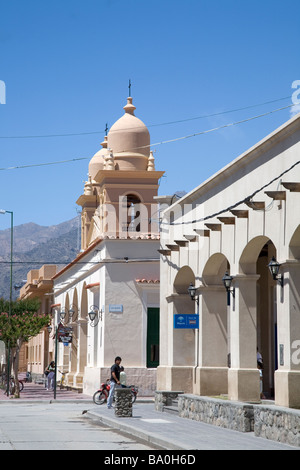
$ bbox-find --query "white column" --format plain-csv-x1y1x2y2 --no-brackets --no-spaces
275,260,300,407
228,274,260,402
194,285,228,396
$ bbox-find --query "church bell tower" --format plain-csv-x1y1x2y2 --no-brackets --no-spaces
76,96,164,250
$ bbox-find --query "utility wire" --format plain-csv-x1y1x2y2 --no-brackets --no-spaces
148,95,292,128
162,159,300,226
1,159,299,266
0,95,291,140
0,157,89,171
0,102,295,172
0,259,158,265
141,103,295,151
0,261,98,265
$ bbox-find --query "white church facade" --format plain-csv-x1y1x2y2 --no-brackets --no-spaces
52,96,164,395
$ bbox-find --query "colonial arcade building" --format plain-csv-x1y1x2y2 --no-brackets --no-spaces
157,113,300,408
52,96,164,395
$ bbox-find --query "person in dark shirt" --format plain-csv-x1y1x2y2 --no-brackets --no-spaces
107,356,122,409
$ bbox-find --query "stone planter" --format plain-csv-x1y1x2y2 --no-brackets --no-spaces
115,387,132,417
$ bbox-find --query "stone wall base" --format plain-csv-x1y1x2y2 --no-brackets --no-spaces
178,394,254,433
83,366,157,397
155,392,300,447
155,391,184,412
254,404,300,447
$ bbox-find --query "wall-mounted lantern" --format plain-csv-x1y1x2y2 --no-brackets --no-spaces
88,305,101,327
68,304,79,322
188,283,200,316
222,271,235,306
268,256,283,287
60,308,67,321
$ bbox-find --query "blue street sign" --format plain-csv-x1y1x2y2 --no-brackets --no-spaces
174,314,199,329
109,304,123,313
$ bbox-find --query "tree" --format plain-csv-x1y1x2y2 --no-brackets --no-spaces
0,297,50,398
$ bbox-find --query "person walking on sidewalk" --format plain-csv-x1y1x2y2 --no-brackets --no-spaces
46,361,55,391
107,356,122,409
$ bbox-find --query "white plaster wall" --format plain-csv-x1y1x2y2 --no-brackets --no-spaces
158,115,300,395
54,237,160,395
161,116,300,276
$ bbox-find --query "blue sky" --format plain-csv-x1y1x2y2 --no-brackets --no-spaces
0,0,299,230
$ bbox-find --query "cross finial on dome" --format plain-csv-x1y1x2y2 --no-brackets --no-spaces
123,96,136,115
128,79,131,97
100,134,108,148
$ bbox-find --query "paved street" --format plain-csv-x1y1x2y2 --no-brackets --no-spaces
0,383,299,451
0,401,158,451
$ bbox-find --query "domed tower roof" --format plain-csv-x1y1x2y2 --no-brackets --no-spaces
107,97,150,171
88,135,109,180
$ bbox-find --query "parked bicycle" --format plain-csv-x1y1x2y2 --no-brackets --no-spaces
93,379,138,405
2,376,24,395
58,370,68,390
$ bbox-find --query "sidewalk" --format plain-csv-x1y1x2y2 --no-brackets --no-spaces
0,381,92,402
0,382,297,450
87,402,298,451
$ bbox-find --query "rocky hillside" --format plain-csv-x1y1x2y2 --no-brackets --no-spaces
0,217,80,257
0,217,80,300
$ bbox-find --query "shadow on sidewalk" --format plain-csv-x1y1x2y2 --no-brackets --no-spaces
0,382,92,401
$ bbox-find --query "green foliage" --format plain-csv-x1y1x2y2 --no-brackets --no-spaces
0,297,50,348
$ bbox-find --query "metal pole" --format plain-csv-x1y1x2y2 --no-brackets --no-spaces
194,296,199,385
6,340,10,396
54,326,58,400
8,211,13,395
2,210,13,396
10,211,13,304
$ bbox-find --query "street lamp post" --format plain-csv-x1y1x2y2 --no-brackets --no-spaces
0,209,13,396
188,283,200,384
54,325,58,400
47,323,58,400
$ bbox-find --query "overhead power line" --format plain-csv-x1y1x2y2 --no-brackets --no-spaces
0,157,89,171
0,159,299,267
148,103,294,150
0,102,295,172
0,261,98,265
161,159,300,226
0,95,291,140
148,95,291,128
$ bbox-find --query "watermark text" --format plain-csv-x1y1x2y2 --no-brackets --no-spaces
291,80,300,116
0,80,6,104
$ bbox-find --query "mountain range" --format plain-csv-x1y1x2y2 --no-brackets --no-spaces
0,217,81,300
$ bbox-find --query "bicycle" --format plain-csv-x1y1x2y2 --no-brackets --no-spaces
2,376,24,395
58,370,68,390
0,372,7,392
93,380,138,405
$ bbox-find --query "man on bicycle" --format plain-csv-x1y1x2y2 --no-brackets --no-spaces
107,356,122,409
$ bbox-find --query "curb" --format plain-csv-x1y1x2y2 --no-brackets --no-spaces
86,409,188,450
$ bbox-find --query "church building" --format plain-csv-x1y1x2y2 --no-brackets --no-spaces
52,95,164,395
